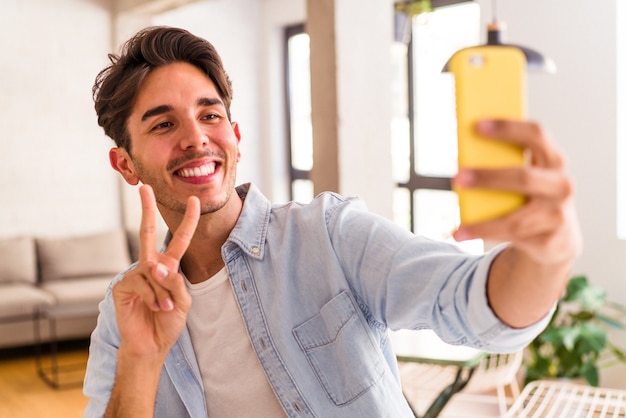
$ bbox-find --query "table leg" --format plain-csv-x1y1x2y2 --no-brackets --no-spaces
33,311,86,389
405,366,478,418
35,312,61,388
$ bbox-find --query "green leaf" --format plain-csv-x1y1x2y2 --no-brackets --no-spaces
563,276,589,302
541,326,573,345
525,275,626,384
597,314,626,329
605,300,626,315
578,323,607,352
580,286,606,310
608,343,626,362
561,327,580,351
571,310,595,322
580,361,599,386
394,0,433,16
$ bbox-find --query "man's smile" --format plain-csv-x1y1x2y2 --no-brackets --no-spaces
176,162,217,178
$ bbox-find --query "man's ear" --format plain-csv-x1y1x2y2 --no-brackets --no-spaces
109,148,140,185
232,121,242,162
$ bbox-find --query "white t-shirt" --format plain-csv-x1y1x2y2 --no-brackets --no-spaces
185,267,287,417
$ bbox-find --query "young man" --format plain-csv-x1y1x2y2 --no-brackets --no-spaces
83,26,582,417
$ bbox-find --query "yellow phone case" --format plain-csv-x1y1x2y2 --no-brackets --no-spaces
449,45,527,225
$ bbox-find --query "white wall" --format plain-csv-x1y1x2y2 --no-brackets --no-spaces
113,0,267,230
153,0,264,188
154,0,307,204
0,0,120,238
475,0,625,389
260,0,307,204
112,0,307,229
1,0,625,388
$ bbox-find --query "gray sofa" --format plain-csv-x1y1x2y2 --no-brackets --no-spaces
0,229,138,349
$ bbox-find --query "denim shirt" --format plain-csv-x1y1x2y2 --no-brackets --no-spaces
84,183,550,418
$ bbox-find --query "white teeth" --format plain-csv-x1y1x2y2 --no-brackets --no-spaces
178,163,216,178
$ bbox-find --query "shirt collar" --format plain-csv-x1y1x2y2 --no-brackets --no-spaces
161,183,270,261
223,182,270,260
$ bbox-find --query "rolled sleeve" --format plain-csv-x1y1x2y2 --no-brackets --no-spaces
466,244,555,353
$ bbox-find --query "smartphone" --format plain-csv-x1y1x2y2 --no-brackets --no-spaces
448,45,527,225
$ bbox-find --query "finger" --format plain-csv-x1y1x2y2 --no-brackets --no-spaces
120,263,178,312
115,265,163,312
454,167,573,200
151,263,191,312
148,263,176,311
477,120,564,169
456,205,579,265
138,184,158,262
455,199,564,242
163,195,200,261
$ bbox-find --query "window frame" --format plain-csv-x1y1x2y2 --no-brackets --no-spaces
284,23,311,201
396,0,475,233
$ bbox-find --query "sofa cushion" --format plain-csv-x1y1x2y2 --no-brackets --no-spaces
0,282,55,318
126,228,169,262
40,276,111,305
0,236,37,284
37,229,131,282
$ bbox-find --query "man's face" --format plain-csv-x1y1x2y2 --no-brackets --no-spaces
111,62,241,216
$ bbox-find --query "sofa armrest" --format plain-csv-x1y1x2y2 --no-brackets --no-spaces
0,236,37,284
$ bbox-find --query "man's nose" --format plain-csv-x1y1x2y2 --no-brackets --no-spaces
179,121,209,149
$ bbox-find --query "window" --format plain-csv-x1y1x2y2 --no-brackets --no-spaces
284,4,483,253
285,24,314,203
391,2,483,253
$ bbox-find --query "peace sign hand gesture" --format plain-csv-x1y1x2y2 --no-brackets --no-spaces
103,185,199,416
112,184,200,359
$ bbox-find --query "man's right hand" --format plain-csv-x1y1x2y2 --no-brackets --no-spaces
104,185,200,418
112,184,200,358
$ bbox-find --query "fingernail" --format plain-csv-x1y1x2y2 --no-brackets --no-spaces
455,170,475,187
156,263,169,280
162,298,174,311
454,228,470,242
476,120,495,134
152,302,161,312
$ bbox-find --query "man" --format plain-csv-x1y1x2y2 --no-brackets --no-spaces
83,26,582,417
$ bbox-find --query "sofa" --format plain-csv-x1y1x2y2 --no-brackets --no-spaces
0,228,145,349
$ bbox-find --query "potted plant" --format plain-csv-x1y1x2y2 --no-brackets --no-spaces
524,275,626,386
394,0,432,16
393,0,432,44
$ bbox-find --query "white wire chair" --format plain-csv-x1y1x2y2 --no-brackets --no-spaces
393,330,523,417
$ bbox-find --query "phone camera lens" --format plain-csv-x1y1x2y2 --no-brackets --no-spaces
468,54,484,68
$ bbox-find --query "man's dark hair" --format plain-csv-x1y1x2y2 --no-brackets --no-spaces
93,26,233,152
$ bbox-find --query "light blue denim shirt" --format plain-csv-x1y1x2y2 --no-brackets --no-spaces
84,183,550,418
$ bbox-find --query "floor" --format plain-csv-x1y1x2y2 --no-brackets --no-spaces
0,340,510,418
407,391,505,417
398,361,516,417
0,340,89,418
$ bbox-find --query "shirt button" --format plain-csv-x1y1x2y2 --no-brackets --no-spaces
251,247,260,255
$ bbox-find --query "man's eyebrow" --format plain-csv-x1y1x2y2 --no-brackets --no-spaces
140,98,223,122
198,97,224,107
141,105,173,121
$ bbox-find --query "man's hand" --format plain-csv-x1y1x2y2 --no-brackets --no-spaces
113,184,200,357
453,120,583,328
453,120,582,264
105,185,200,418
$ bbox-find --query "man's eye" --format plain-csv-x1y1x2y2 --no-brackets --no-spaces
202,113,219,121
152,121,173,131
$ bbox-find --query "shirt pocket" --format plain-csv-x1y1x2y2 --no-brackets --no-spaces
292,290,385,406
